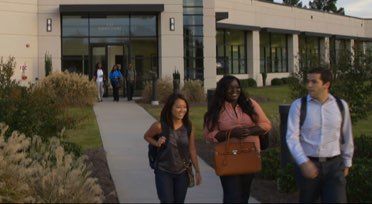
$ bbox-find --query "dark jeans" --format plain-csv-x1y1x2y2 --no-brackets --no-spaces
111,82,119,101
220,173,255,203
295,156,347,203
155,169,188,203
126,80,134,100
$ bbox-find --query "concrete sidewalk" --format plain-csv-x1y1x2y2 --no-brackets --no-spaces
94,98,259,203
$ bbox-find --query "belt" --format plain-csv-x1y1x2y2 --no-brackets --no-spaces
308,155,340,162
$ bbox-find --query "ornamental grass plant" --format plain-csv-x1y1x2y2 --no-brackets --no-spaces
39,70,97,107
0,123,104,203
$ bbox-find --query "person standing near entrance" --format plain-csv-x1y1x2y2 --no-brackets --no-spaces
93,62,105,102
126,63,136,101
109,65,123,102
286,67,354,203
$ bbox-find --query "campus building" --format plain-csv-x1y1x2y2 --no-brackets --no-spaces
1,0,372,92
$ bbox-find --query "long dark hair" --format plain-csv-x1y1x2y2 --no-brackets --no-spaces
160,93,191,129
204,75,257,131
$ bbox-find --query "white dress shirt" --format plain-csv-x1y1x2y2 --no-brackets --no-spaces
286,94,354,167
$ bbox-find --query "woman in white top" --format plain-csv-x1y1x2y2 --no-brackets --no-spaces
93,62,105,102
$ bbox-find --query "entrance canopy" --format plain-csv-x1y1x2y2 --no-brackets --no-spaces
59,4,164,14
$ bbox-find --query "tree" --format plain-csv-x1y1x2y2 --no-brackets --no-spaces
309,0,345,14
283,0,303,7
289,46,372,124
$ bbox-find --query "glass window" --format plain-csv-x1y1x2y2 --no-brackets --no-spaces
62,38,89,55
130,15,157,36
90,15,129,37
216,29,246,75
183,8,203,15
183,0,203,7
260,32,288,73
62,56,89,75
62,16,88,37
183,0,204,80
299,35,321,69
183,16,203,26
184,37,203,47
184,26,203,36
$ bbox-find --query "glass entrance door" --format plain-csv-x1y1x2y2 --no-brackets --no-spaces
90,44,129,97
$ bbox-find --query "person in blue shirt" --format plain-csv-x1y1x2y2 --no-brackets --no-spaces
109,65,123,102
286,67,354,203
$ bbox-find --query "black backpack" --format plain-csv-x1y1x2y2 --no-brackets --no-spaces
148,121,192,170
300,96,345,144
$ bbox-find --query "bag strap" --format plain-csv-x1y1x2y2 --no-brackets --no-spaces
174,127,192,168
300,96,307,128
224,130,232,151
153,121,170,169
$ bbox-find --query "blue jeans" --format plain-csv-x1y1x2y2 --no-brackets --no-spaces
155,169,188,203
220,173,255,203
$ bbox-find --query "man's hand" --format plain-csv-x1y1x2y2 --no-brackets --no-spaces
300,160,319,179
343,167,350,177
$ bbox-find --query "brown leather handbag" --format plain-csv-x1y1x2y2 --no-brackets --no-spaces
214,130,262,176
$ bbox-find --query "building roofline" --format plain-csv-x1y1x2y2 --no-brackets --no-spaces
216,22,260,31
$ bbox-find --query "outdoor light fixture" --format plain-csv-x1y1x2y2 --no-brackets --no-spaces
46,18,52,32
169,17,175,31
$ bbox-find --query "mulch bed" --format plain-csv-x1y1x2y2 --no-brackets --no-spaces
85,147,119,203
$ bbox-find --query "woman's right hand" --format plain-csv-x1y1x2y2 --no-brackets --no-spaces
231,126,251,138
157,136,166,147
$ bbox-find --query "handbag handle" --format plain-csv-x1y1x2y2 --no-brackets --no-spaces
224,130,232,151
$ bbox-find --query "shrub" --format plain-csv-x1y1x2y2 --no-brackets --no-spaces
277,162,297,193
141,77,172,104
181,80,205,103
0,123,104,203
259,147,280,180
271,78,283,86
281,77,289,84
347,158,372,203
39,71,97,107
353,134,372,159
240,78,257,88
1,84,61,140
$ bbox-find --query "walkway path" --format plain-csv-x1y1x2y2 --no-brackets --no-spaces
94,98,259,203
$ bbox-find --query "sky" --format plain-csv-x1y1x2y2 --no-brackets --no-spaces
273,0,372,18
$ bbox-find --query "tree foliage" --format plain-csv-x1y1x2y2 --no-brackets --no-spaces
283,0,303,7
309,0,345,14
289,46,372,124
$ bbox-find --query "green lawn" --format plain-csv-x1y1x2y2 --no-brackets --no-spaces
65,85,371,149
63,107,103,151
140,85,372,140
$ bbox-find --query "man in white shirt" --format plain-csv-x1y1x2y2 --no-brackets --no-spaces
286,67,354,203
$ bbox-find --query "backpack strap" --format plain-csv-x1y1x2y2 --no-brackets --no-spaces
334,96,345,144
299,95,345,144
300,96,307,128
152,121,170,169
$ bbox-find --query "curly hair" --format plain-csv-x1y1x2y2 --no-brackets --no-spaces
160,93,192,129
203,75,257,131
